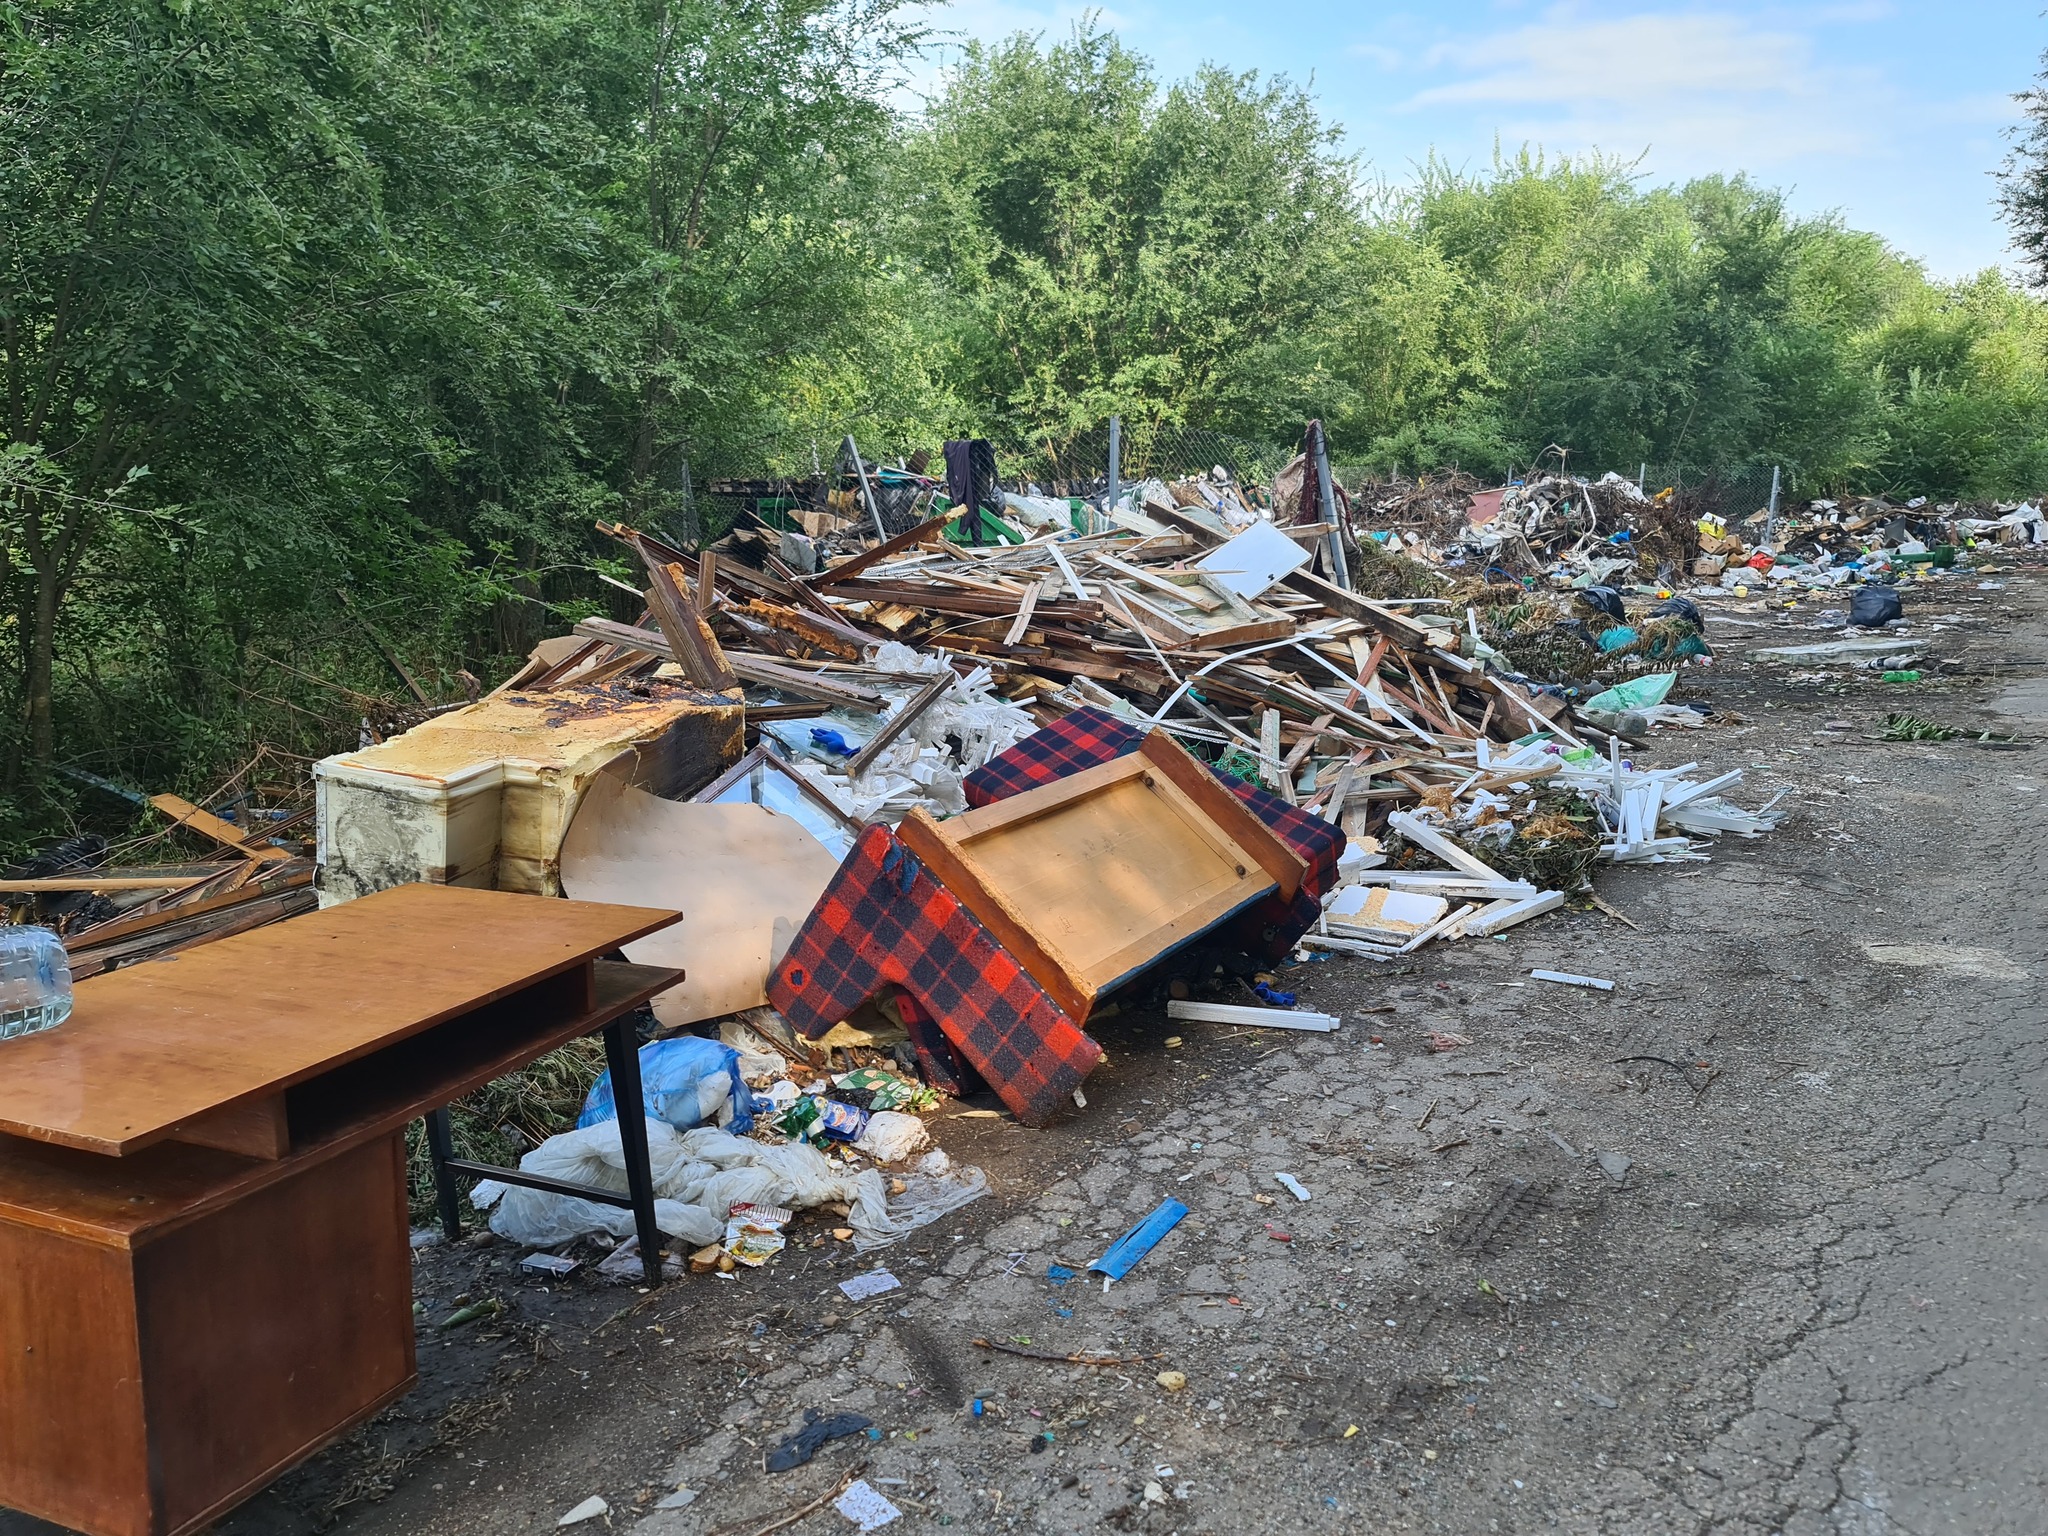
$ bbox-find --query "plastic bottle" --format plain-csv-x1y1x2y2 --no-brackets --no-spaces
0,925,73,1041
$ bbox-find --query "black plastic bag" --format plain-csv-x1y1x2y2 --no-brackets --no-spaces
1849,586,1902,627
1651,596,1704,629
1577,585,1627,622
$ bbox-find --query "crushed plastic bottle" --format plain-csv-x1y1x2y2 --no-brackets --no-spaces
0,925,73,1041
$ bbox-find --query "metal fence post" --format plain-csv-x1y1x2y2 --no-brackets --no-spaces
1764,465,1781,548
842,433,887,543
1106,415,1121,529
1309,420,1350,590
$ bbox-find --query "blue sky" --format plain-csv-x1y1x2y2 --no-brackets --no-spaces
912,1,2043,280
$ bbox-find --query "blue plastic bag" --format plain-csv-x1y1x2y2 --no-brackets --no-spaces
578,1036,754,1135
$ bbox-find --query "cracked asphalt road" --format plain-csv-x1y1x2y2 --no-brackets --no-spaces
4,565,2043,1536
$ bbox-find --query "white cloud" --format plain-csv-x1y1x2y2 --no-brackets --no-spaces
1347,41,1406,70
1393,8,1882,168
1412,11,1813,102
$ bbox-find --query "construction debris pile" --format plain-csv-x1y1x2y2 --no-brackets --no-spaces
0,771,318,978
5,449,1824,1280
1354,471,1700,586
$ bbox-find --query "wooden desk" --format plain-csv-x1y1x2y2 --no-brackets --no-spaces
0,885,683,1536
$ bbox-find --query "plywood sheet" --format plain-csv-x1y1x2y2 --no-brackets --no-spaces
561,772,842,1029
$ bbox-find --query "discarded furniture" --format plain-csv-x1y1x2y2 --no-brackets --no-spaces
896,730,1305,1023
313,676,742,901
0,885,680,1536
769,825,1103,1125
770,727,1322,1122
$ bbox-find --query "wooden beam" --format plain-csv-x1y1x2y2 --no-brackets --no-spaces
149,795,293,862
0,876,213,894
1004,579,1048,646
1284,568,1438,647
844,670,957,779
572,619,883,708
621,532,738,692
809,509,961,588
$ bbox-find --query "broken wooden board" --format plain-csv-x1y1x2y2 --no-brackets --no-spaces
149,795,294,863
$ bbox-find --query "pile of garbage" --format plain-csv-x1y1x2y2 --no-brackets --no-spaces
13,440,1835,1278
1351,472,1700,586
476,1024,990,1277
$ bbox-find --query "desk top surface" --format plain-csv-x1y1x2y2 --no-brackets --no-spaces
0,884,678,1156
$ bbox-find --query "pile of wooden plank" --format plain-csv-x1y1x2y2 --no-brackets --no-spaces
8,792,317,977
486,507,1590,850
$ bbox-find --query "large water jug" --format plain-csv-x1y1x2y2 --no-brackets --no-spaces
0,925,73,1040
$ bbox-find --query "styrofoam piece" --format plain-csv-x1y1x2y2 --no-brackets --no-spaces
1167,999,1342,1031
1530,969,1615,990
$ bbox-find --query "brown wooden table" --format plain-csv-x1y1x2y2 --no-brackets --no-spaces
0,884,683,1536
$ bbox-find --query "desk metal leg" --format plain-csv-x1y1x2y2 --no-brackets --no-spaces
424,1108,464,1241
601,1017,665,1285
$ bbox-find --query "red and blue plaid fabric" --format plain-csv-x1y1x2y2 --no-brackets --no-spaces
964,707,1343,957
768,825,1103,1126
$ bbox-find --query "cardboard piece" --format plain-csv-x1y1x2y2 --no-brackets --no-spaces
560,767,841,1027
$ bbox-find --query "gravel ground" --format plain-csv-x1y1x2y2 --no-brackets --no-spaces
7,562,2044,1536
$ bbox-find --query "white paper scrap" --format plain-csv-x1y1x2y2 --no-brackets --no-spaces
839,1269,902,1302
834,1479,904,1531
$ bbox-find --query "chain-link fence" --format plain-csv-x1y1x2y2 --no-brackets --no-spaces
994,419,1293,495
667,420,1299,546
1638,464,1781,524
663,433,1787,550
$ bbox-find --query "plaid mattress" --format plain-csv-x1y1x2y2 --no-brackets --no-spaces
768,825,1103,1127
963,707,1343,956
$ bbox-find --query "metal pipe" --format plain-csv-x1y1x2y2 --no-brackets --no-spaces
1310,420,1351,590
1106,415,1121,533
843,433,887,542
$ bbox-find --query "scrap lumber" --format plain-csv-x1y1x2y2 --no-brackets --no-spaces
149,795,294,863
844,669,957,779
0,876,211,894
573,619,885,708
617,530,739,692
809,510,960,587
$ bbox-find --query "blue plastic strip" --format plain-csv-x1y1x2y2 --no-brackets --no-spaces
1089,1198,1190,1280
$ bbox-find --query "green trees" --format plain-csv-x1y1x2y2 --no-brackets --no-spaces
6,9,2047,852
897,38,2048,495
1,0,918,824
1314,156,2018,490
897,24,1357,444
